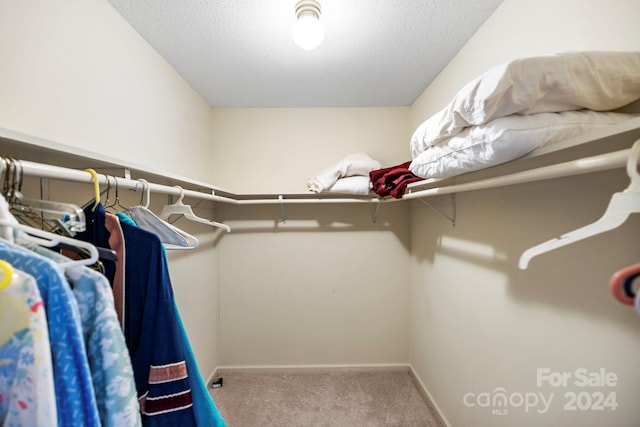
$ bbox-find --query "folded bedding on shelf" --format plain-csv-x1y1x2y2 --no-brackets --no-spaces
324,176,372,196
409,110,637,180
307,152,381,193
410,51,640,159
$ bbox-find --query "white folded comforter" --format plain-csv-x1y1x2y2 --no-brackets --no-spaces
307,153,381,193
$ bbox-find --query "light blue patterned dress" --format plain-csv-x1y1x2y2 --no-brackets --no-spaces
0,268,57,426
31,246,142,427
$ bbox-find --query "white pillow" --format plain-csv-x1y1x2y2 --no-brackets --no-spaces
410,51,640,159
409,111,636,180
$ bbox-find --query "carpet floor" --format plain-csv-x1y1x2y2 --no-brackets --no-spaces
209,370,443,427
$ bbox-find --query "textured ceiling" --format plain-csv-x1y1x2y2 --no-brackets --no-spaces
107,0,503,108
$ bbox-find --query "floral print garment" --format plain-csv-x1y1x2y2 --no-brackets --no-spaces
0,268,57,426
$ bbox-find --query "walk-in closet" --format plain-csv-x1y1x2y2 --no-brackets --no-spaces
1,1,640,426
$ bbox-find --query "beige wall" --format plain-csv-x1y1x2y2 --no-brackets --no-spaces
209,106,414,368
210,107,414,367
0,0,213,182
409,1,640,426
0,0,220,379
210,107,411,193
217,202,410,367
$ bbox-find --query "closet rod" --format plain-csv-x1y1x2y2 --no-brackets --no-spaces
14,145,635,206
15,159,386,205
17,160,236,204
403,147,634,200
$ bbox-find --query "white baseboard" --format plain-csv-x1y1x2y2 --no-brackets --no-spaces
408,365,452,427
214,362,411,375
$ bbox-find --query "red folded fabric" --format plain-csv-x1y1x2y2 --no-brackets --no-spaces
369,161,423,198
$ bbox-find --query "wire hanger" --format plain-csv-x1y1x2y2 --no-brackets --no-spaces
159,186,230,232
0,259,14,290
519,139,640,269
104,176,128,213
128,179,200,250
1,157,86,234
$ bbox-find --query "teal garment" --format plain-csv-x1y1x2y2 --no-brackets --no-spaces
115,211,137,227
173,300,227,427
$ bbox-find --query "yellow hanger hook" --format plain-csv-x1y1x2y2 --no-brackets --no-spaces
84,168,100,210
0,260,14,290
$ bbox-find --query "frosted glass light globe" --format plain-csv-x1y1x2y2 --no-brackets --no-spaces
292,14,324,50
292,3,324,50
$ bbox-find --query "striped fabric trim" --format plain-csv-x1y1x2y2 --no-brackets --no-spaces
141,389,193,416
138,391,148,412
148,361,188,384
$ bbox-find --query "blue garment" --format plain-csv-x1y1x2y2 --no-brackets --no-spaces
0,242,101,427
119,210,226,426
28,244,142,427
174,300,227,427
118,222,197,426
77,203,116,284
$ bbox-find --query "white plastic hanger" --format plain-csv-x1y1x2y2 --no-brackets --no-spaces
519,139,640,269
159,186,231,233
128,179,200,250
0,219,99,270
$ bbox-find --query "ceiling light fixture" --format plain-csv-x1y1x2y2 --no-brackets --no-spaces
292,0,324,51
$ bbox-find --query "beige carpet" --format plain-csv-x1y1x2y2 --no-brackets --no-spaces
209,370,444,427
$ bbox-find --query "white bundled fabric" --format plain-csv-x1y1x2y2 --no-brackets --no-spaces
409,110,637,180
324,176,372,196
307,152,381,193
410,51,640,159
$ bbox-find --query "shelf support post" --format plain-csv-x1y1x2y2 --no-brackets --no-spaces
417,193,456,226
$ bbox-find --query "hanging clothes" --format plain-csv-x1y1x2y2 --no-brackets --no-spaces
120,213,226,427
117,220,196,425
0,267,57,427
0,241,101,427
77,203,117,284
79,204,227,426
27,244,142,427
